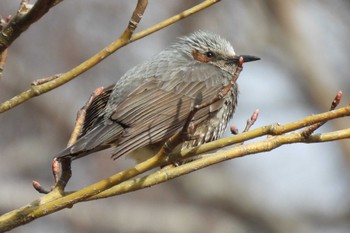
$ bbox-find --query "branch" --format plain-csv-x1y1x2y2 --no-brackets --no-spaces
89,127,350,200
301,91,343,137
88,104,350,200
0,104,349,231
0,0,220,113
0,0,62,53
0,15,11,79
129,0,220,43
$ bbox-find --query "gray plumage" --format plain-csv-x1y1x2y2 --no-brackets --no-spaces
55,31,259,162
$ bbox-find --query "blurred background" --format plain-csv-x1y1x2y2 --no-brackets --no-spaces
1,0,350,232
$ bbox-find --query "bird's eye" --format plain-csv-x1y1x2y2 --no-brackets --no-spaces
206,51,215,58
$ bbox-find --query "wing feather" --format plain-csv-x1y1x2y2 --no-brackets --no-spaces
109,63,232,158
56,62,235,160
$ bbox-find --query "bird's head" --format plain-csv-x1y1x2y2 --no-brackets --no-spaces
178,31,260,75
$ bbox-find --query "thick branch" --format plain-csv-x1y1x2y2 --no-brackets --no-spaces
172,104,350,159
0,0,62,53
89,127,350,200
0,104,349,231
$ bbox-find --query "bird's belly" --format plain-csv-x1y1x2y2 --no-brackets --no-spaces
182,102,233,149
126,98,235,163
125,143,163,163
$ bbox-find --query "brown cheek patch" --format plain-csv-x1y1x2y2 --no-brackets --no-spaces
192,50,209,63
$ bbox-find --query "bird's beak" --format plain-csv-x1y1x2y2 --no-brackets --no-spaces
227,55,260,64
240,55,260,63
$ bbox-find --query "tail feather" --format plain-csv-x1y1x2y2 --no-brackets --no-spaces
55,122,124,161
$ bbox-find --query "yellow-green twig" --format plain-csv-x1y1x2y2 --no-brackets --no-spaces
0,104,348,232
89,127,350,200
0,0,220,113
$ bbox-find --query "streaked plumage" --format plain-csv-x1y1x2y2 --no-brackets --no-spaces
55,31,259,162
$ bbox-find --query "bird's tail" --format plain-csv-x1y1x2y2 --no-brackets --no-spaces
54,122,124,161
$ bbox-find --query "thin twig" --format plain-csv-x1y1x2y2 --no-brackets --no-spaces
174,104,350,160
0,104,349,232
302,91,343,137
30,0,221,196
243,109,259,133
31,74,62,86
32,86,112,194
0,0,220,113
31,0,149,195
87,127,350,200
129,0,221,43
74,106,350,201
229,109,260,146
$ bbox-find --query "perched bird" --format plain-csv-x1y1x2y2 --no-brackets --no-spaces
55,31,260,163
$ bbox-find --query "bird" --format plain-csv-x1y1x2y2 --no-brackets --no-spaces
55,31,260,163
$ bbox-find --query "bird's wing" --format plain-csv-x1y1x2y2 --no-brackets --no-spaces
110,62,232,158
56,62,233,161
79,85,114,137
55,85,120,160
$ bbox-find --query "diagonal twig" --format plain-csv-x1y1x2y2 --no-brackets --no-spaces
1,104,349,232
302,91,343,138
0,0,221,113
79,105,350,201
31,0,149,195
243,109,259,133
